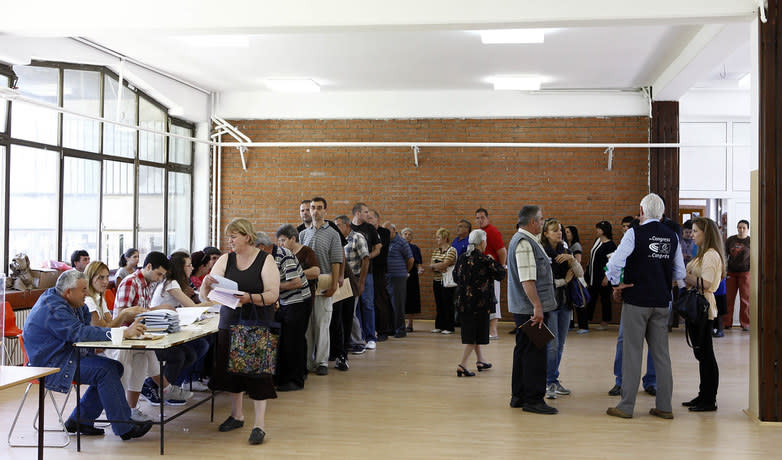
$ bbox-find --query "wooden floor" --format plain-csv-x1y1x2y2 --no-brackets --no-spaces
2,321,780,459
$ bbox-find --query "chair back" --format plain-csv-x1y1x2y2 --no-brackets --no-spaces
105,288,116,312
4,301,23,336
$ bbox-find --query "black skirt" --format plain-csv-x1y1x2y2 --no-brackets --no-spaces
405,269,421,314
461,309,490,345
209,328,278,401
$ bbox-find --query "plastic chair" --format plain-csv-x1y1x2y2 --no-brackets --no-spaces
7,335,72,448
3,301,23,365
105,288,116,312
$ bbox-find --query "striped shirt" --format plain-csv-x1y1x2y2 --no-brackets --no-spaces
271,244,310,305
300,222,344,274
430,246,457,281
345,230,369,276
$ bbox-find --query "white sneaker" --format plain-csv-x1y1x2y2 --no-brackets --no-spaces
430,329,442,333
546,383,558,399
130,407,153,422
441,330,453,335
184,380,210,392
165,385,193,400
365,341,377,350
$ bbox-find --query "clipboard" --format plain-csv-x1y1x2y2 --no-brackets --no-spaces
518,319,555,349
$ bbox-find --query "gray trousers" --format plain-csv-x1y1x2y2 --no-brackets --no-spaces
617,303,673,414
387,276,408,334
351,296,365,345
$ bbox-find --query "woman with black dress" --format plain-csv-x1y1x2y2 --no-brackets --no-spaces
200,218,280,445
401,227,422,332
578,220,616,332
453,229,506,377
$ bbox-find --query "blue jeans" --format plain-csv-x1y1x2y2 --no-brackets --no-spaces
614,322,656,389
173,338,211,386
357,275,376,342
546,307,571,385
71,354,133,436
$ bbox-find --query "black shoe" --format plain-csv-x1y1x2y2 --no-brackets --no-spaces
456,364,475,377
608,384,621,396
476,361,493,372
64,419,105,436
405,325,413,332
335,356,349,371
509,396,523,408
645,387,657,396
689,403,718,412
120,421,153,440
350,344,366,355
316,365,329,376
522,402,558,415
276,382,303,392
248,427,266,445
218,416,244,432
682,397,701,407
376,334,388,342
394,331,407,338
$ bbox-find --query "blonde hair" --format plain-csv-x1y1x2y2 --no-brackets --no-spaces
225,218,257,245
692,217,727,278
84,261,109,307
436,227,451,242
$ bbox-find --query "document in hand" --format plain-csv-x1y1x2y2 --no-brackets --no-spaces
518,319,555,349
207,286,243,309
316,274,353,303
210,274,239,291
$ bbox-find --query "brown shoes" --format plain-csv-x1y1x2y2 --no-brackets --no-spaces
606,407,632,418
649,408,674,419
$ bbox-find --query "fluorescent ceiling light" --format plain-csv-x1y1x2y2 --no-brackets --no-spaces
480,29,545,44
264,79,320,93
177,35,250,47
738,73,751,89
488,76,542,91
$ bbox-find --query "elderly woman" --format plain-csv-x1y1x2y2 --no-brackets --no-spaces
401,227,422,332
200,218,280,445
453,229,506,377
429,227,458,334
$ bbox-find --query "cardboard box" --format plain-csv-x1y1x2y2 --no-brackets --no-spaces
32,269,60,290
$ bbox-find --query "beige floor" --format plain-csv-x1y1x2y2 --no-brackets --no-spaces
2,321,780,460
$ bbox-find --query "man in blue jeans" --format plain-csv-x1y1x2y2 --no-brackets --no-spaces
23,270,152,440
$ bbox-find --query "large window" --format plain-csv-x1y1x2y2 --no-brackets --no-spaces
11,66,59,145
1,62,195,272
62,157,101,262
8,146,59,268
63,69,101,153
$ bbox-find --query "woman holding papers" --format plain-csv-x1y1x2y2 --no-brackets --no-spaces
151,251,213,391
200,218,280,446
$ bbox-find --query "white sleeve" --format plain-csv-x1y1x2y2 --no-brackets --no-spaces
166,280,181,292
85,296,99,313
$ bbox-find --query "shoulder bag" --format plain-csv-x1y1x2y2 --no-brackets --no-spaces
227,295,280,377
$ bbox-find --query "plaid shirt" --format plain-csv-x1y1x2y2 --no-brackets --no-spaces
345,230,369,276
114,269,152,317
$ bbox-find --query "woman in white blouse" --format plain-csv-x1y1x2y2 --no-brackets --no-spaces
85,261,143,327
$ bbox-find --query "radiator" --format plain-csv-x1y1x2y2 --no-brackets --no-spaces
2,308,30,366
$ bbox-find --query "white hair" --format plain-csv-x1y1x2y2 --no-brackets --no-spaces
640,193,665,220
55,269,87,295
466,229,487,256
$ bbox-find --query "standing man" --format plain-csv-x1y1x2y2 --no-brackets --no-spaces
507,205,558,415
297,200,313,232
350,203,382,351
606,193,685,419
725,219,751,330
369,209,393,341
336,215,370,362
451,220,471,257
300,197,344,376
384,222,414,338
71,250,90,272
476,208,507,339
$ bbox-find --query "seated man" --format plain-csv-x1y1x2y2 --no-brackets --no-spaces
22,270,152,440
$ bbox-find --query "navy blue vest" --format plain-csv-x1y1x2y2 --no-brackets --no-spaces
622,221,678,307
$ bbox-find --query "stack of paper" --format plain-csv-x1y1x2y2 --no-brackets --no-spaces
176,306,211,326
207,286,243,309
137,310,181,333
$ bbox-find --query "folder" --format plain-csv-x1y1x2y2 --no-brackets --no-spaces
518,319,555,349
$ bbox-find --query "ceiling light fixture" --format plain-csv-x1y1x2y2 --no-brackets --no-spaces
488,76,542,91
479,29,545,44
264,79,321,93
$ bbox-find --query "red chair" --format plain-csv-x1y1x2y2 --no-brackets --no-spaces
7,335,71,448
3,301,23,365
105,288,116,312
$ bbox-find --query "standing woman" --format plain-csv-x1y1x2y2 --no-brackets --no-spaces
453,229,506,377
565,226,583,264
429,228,458,335
579,221,616,332
115,248,139,285
724,220,751,330
541,219,583,398
682,217,726,412
401,228,422,332
201,218,280,445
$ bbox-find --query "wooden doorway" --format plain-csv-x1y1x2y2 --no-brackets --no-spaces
679,206,706,224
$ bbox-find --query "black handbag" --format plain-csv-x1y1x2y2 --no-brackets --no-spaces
673,278,709,323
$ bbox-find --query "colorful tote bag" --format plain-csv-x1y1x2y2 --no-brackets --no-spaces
228,306,280,377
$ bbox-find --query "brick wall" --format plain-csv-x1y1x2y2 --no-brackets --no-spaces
218,117,650,320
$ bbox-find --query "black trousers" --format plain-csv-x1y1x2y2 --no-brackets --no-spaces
433,281,455,332
578,284,612,328
275,298,312,387
688,316,719,405
511,313,548,405
329,296,356,360
155,346,196,384
373,270,394,335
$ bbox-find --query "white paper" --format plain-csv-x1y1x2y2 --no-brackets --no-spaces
211,274,239,291
176,306,211,326
208,289,241,309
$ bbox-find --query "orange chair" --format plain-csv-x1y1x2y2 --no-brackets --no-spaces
105,288,116,312
7,335,72,448
3,301,23,365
